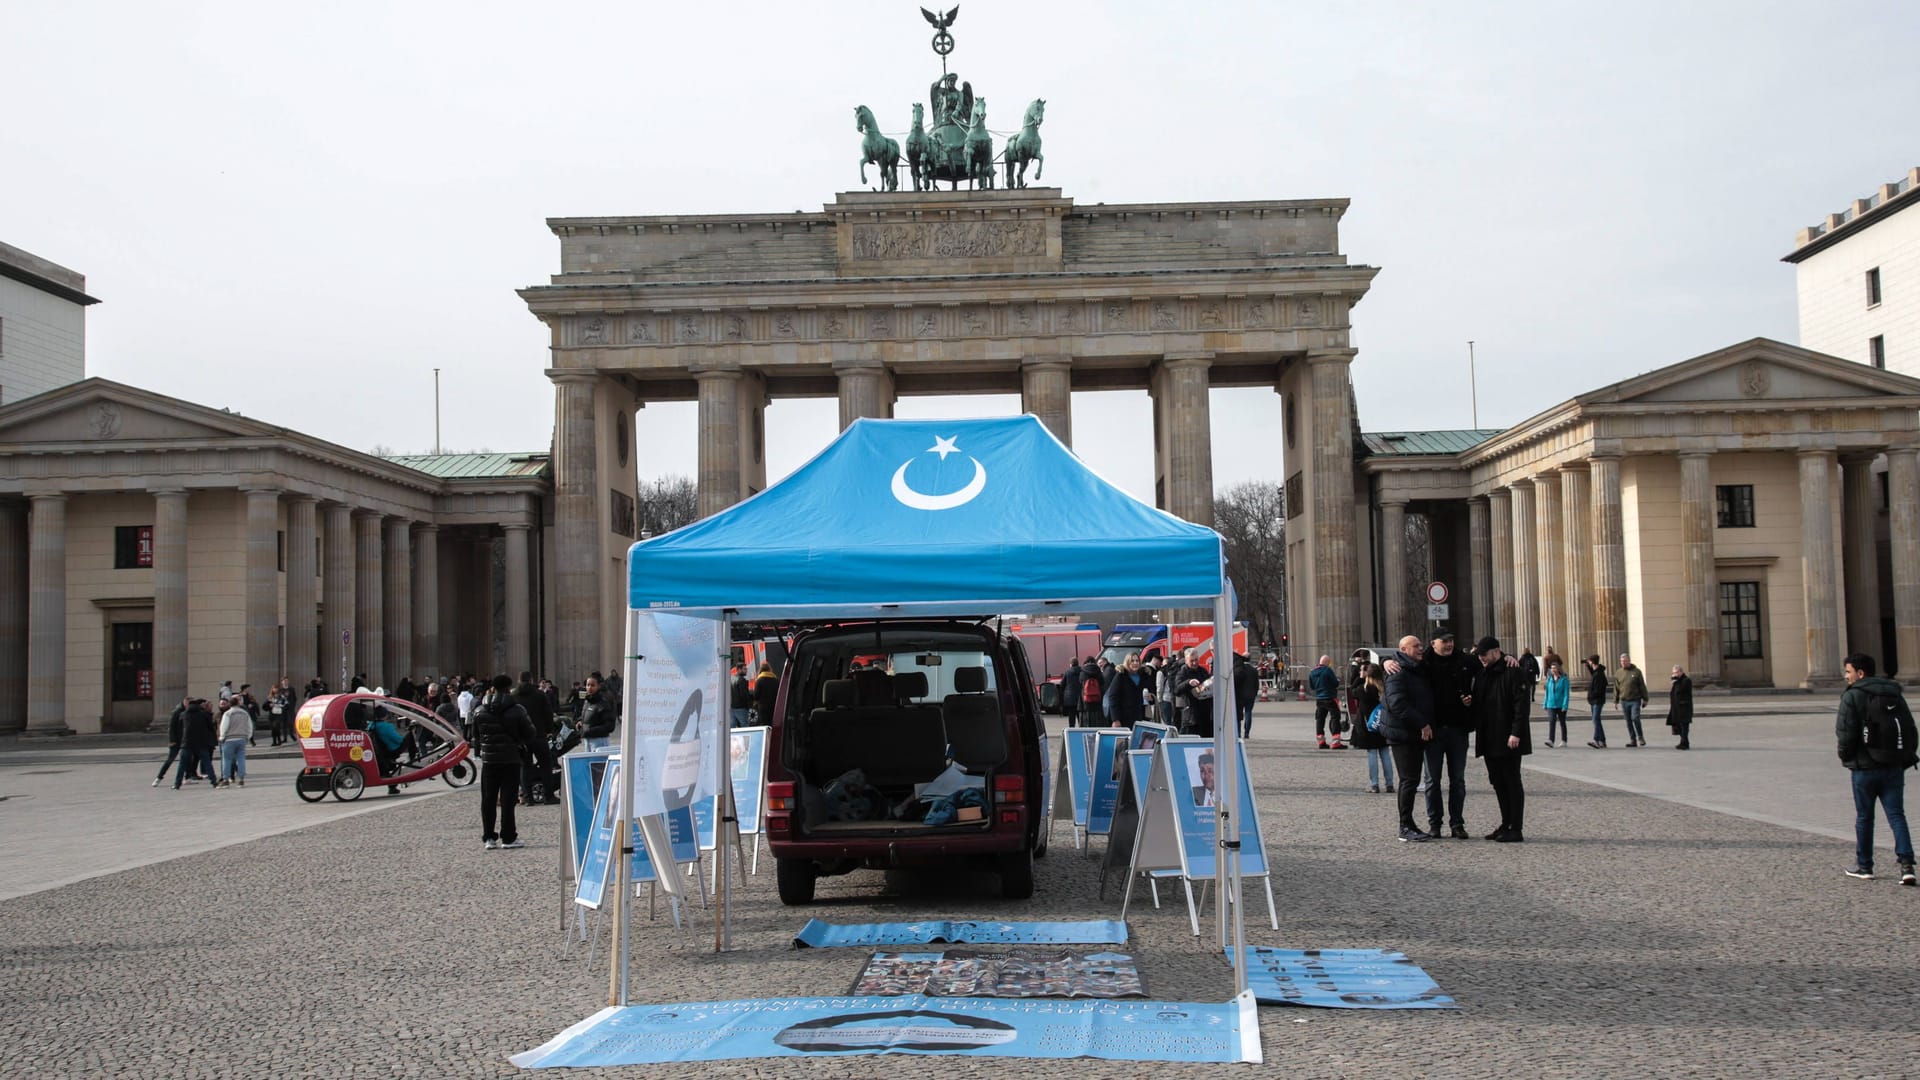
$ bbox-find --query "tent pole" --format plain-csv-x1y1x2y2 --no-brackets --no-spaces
716,613,734,953
1216,591,1248,994
616,608,642,1006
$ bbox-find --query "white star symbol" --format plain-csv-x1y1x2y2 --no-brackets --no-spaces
928,436,960,460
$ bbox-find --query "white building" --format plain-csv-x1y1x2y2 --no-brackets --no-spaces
0,241,96,406
1787,167,1920,376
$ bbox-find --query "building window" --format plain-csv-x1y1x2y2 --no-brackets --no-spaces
1715,485,1755,528
1720,582,1762,659
1867,267,1882,307
114,525,154,569
1870,335,1886,370
111,622,155,701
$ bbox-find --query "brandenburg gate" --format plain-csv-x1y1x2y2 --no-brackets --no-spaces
520,187,1378,679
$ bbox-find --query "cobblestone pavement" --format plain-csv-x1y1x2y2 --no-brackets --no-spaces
3,700,1916,1078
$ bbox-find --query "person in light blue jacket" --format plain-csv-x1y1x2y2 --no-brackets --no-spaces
1541,660,1571,747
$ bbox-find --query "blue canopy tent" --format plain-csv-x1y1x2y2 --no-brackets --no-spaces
617,415,1253,993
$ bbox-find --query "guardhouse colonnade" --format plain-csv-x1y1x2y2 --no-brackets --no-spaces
522,188,1380,679
1362,340,1920,689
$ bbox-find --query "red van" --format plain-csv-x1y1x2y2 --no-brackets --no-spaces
763,619,1048,904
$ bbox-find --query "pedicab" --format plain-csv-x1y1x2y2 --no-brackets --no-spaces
292,692,477,802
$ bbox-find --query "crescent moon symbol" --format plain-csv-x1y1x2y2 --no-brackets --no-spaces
891,456,987,510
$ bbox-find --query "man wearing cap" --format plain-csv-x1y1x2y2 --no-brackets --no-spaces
1468,636,1532,842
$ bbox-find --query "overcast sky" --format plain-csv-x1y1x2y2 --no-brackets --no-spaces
5,1,1914,501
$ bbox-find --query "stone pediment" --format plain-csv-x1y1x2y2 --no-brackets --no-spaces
1585,338,1920,407
0,379,281,446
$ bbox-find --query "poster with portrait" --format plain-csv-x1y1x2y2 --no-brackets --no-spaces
692,726,769,849
1159,738,1268,879
1085,729,1130,837
1129,721,1173,755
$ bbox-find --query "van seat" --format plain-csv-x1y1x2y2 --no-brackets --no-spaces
943,667,1005,772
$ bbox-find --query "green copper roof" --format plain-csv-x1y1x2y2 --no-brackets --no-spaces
1360,430,1503,457
387,452,551,480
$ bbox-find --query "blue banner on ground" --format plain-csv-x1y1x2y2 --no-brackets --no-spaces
794,919,1129,949
1229,947,1456,1009
511,992,1259,1067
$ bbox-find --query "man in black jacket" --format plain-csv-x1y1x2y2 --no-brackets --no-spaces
474,675,538,849
1469,637,1532,842
1837,654,1915,884
1380,636,1436,843
154,697,189,787
1058,660,1084,727
515,672,559,805
172,699,219,790
1421,634,1478,839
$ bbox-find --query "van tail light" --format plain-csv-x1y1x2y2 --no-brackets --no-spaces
767,781,796,813
992,774,1024,804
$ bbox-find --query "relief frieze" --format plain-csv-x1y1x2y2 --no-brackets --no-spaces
849,220,1046,261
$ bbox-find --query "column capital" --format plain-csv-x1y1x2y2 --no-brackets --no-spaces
285,492,318,506
1839,450,1880,467
500,521,533,532
27,492,67,506
1379,497,1409,510
1797,446,1839,462
151,487,188,498
1160,352,1215,370
689,364,746,380
1676,449,1714,461
1888,446,1920,462
547,370,602,388
1020,355,1073,370
412,521,440,536
1488,487,1513,504
1508,477,1534,491
832,358,889,374
1532,466,1561,480
1305,348,1358,365
241,486,280,498
1587,449,1624,463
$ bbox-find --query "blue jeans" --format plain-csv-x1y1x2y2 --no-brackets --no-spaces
220,739,247,781
1621,701,1644,743
1545,708,1568,744
1367,747,1394,789
1420,727,1469,828
730,707,751,728
1851,767,1915,871
1590,703,1608,744
1236,699,1254,737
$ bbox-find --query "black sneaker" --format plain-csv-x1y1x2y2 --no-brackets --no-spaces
1484,826,1508,840
1450,824,1469,840
1494,831,1524,843
1845,865,1875,880
1397,827,1430,843
1900,863,1916,887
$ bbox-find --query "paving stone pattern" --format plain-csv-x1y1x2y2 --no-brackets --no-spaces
2,701,1916,1078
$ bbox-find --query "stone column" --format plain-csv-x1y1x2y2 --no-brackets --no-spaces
1510,480,1538,652
1380,500,1409,636
25,494,71,736
1489,487,1515,644
1020,358,1074,446
412,524,440,681
1589,454,1628,665
321,503,355,690
148,489,189,731
1162,354,1215,527
503,523,532,679
354,510,384,687
0,500,29,734
1800,449,1842,685
696,369,744,518
1308,353,1359,650
1561,466,1595,662
736,372,768,496
284,496,318,688
1842,454,1882,656
472,534,499,675
1534,471,1566,661
1886,448,1920,680
383,516,413,683
1468,497,1491,638
244,488,281,695
835,360,894,430
552,373,599,688
1677,452,1720,684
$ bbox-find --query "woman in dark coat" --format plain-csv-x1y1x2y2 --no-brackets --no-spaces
1102,653,1155,728
1667,665,1694,750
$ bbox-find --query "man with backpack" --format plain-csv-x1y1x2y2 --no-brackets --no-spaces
1079,657,1106,725
1836,653,1916,885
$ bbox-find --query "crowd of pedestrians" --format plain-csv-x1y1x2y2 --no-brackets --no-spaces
1056,647,1262,739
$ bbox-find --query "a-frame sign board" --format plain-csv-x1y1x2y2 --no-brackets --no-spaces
1054,727,1099,851
1119,736,1279,935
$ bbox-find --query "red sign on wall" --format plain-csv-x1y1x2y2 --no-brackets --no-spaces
135,668,153,699
136,526,153,568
